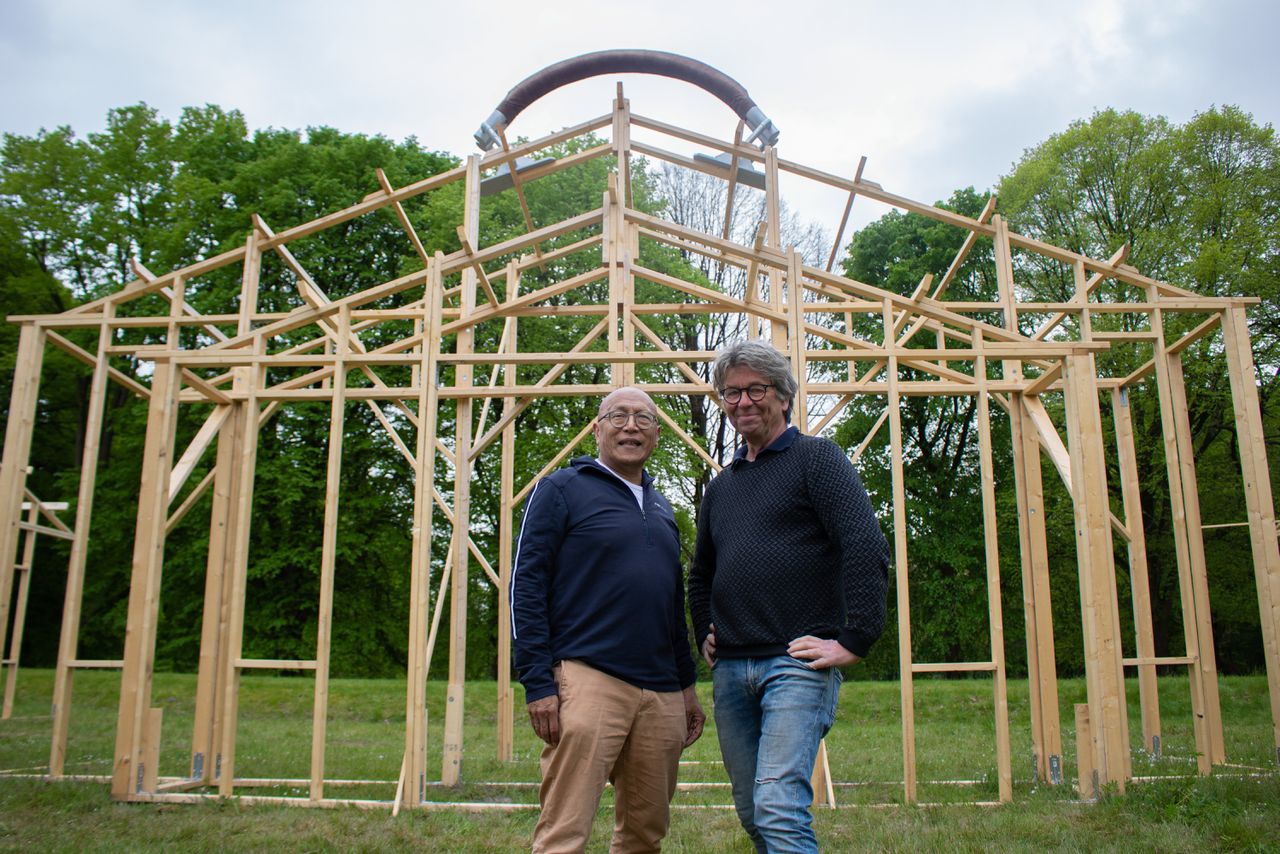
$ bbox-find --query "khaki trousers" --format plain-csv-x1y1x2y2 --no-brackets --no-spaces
532,660,686,854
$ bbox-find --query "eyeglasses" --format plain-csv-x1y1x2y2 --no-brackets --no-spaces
598,410,657,430
719,383,773,404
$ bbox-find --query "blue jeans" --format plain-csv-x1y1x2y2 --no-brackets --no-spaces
712,656,842,854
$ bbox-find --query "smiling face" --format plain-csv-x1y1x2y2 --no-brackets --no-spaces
721,365,789,456
593,387,660,483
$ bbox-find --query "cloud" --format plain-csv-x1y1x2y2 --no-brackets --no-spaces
2,0,1276,239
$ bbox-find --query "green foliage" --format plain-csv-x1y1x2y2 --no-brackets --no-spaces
837,189,1018,678
1,103,460,676
838,103,1280,679
3,99,1276,685
998,106,1280,674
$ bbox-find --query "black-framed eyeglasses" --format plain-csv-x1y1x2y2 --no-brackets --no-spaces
719,383,773,404
598,410,657,430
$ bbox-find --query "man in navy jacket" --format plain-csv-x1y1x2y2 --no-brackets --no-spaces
512,386,704,853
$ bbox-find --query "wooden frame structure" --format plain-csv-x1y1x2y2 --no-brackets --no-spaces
1,496,70,720
2,82,1278,811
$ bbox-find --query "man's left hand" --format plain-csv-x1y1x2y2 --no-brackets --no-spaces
787,636,861,670
681,685,705,748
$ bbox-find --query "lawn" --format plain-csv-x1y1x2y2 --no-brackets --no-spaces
1,669,1276,851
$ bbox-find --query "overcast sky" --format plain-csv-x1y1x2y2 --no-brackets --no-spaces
2,0,1277,240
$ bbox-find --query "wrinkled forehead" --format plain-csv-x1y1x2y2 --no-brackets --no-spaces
598,389,656,416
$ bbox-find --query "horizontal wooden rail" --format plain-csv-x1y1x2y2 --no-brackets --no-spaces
235,659,318,670
911,661,998,673
1122,656,1195,667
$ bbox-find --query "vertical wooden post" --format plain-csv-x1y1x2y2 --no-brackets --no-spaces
189,405,238,783
402,255,445,808
787,248,808,431
218,225,265,797
203,226,261,788
1010,393,1062,782
1112,386,1162,755
496,262,519,762
111,356,181,798
1219,306,1280,763
1165,352,1225,764
975,333,1013,803
883,299,916,803
442,156,480,786
49,310,111,774
626,221,641,386
217,351,263,797
0,324,45,670
764,146,786,349
809,741,835,808
1074,703,1097,800
1062,353,1130,791
997,215,1063,783
1149,290,1214,773
612,83,633,209
2,503,39,717
310,304,350,800
604,172,631,387
141,707,163,793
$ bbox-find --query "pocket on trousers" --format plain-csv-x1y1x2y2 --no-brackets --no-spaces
554,661,570,703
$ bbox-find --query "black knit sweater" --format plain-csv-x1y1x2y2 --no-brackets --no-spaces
688,428,890,659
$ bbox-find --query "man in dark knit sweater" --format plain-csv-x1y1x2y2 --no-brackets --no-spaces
688,340,889,854
513,386,704,853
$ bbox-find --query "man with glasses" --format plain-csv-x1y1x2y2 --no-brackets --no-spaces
688,339,889,854
512,386,705,853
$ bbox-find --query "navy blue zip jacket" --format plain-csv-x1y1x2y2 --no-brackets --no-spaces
511,456,697,704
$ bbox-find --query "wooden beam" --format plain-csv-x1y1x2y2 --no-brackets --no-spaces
1010,392,1062,783
721,121,747,242
824,157,867,272
2,504,40,717
1219,306,1280,762
401,254,445,810
111,358,182,798
496,264,519,762
0,324,45,729
1149,291,1216,774
1062,353,1131,789
1112,387,1161,756
442,157,481,787
975,333,1012,803
883,299,916,803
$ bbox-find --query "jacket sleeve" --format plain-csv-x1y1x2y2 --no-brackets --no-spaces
510,479,568,703
686,486,717,653
809,439,890,658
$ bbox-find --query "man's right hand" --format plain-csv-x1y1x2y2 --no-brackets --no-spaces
527,694,561,745
701,623,717,668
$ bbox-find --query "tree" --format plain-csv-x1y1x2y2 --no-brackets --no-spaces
647,162,829,510
998,106,1280,673
1,105,461,675
833,188,1023,677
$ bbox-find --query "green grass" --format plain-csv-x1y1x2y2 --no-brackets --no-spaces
1,670,1277,851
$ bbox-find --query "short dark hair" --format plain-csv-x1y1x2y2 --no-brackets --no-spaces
712,339,798,416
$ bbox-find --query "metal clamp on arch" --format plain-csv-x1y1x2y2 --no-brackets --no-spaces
473,49,779,150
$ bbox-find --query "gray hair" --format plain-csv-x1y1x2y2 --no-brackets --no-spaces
712,339,797,414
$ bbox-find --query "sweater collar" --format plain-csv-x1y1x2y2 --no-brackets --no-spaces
731,425,799,466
